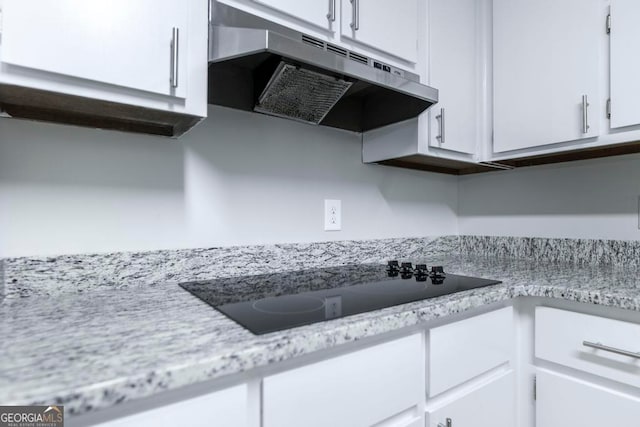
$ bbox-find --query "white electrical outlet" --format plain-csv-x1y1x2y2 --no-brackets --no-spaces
324,296,343,319
324,199,342,231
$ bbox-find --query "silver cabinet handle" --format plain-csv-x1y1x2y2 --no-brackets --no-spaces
171,27,180,88
327,0,335,21
438,418,452,427
436,108,445,144
583,341,640,359
582,94,589,133
350,0,359,30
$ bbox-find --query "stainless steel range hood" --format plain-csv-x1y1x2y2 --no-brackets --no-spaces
208,3,438,133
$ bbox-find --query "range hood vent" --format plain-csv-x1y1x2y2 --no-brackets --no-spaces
208,3,438,133
255,62,353,125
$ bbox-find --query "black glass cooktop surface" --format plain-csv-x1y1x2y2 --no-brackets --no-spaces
179,263,501,335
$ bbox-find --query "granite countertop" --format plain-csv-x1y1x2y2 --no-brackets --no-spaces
1,254,639,417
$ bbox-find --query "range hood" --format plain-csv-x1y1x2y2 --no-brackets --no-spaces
208,3,438,133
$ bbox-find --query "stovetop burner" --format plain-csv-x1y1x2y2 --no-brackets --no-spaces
179,262,502,335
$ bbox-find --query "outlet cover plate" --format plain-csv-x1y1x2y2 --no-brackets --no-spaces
324,199,342,231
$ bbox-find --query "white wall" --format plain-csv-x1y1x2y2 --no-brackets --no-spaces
458,153,640,240
0,106,458,257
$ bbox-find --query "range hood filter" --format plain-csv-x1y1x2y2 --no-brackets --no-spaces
254,62,353,125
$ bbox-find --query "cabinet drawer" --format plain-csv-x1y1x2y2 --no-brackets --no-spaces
428,307,514,397
536,307,640,387
96,384,248,427
263,334,423,427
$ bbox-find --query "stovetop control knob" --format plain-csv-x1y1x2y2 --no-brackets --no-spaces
386,260,400,277
415,264,428,275
431,266,445,276
387,260,400,270
400,262,413,272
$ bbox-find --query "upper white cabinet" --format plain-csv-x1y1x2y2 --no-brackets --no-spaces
251,0,334,31
0,0,207,135
493,0,601,153
428,0,481,154
610,0,640,129
340,0,419,63
2,0,188,98
218,0,423,69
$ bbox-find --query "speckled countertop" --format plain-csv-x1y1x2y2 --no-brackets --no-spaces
2,253,640,418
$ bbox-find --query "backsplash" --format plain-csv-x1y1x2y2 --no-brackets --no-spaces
4,235,639,300
459,235,640,268
1,236,458,299
0,259,4,299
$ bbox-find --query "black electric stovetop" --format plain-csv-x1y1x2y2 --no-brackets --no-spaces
179,262,501,335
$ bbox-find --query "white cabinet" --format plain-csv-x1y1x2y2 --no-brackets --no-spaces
535,306,640,389
610,0,640,129
2,0,187,98
429,307,513,396
0,0,207,133
95,384,250,427
427,372,515,427
263,334,423,427
340,0,419,63
493,0,601,153
362,0,488,173
428,0,481,154
251,0,334,31
536,370,640,427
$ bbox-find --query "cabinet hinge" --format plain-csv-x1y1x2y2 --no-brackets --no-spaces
606,98,611,119
606,13,611,34
533,376,537,401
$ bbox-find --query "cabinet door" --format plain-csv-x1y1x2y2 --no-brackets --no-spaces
610,0,640,129
1,0,188,98
428,0,479,154
493,0,601,152
252,0,334,31
536,370,640,427
340,0,419,63
427,372,515,427
95,384,249,427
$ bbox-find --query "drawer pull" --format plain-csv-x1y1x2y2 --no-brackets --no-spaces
583,341,640,359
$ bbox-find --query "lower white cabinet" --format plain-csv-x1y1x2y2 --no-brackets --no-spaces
263,334,423,427
536,370,640,427
89,302,640,427
95,384,249,427
426,372,515,427
535,306,640,388
429,306,514,396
